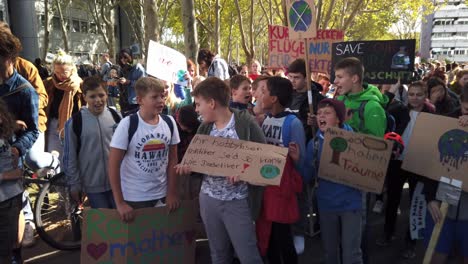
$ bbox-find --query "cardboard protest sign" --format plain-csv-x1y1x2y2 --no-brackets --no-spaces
286,0,317,39
402,113,468,192
181,135,288,186
146,40,187,84
318,127,392,193
268,25,344,74
81,201,197,264
331,39,416,84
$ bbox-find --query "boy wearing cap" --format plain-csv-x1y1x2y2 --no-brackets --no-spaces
305,98,364,264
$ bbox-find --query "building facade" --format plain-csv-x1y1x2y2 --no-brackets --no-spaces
2,0,138,63
420,0,468,62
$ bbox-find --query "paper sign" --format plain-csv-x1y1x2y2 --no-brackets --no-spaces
318,127,392,193
80,201,196,264
331,39,416,84
268,25,344,74
181,135,288,186
409,182,426,240
402,113,468,191
146,40,187,84
286,0,317,39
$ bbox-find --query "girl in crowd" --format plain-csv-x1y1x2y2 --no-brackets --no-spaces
117,48,146,115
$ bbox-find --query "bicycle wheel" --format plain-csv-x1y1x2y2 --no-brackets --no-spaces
34,181,82,250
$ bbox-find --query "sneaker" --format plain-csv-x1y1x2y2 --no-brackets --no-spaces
22,222,36,247
372,200,384,213
401,246,416,259
293,235,305,255
397,207,401,215
376,235,397,247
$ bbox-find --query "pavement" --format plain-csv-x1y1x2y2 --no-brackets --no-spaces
23,188,460,263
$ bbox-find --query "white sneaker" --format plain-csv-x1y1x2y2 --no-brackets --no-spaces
397,207,401,215
373,200,384,213
293,235,305,255
22,221,36,247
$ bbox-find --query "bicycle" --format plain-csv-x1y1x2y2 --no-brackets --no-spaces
23,165,83,250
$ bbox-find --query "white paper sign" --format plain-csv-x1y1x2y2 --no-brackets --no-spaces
146,40,187,84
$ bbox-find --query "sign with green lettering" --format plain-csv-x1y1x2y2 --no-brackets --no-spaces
80,201,197,264
181,135,289,186
318,127,392,193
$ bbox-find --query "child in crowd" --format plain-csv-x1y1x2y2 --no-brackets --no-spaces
0,99,24,263
252,75,270,125
305,98,364,264
108,77,180,222
257,76,305,264
229,74,253,111
176,77,265,264
63,76,121,209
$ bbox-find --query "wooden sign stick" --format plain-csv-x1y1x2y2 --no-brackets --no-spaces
423,202,449,264
304,38,316,135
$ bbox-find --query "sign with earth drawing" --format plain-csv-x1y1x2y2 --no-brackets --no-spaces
402,113,468,192
318,127,393,193
286,0,317,40
181,135,288,186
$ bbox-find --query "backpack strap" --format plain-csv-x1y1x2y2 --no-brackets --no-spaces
357,101,367,132
71,110,83,155
108,107,122,123
128,113,139,144
282,114,297,147
160,114,174,142
0,83,30,99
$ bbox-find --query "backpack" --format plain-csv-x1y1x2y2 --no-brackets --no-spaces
355,101,396,134
72,107,121,155
126,113,174,145
281,114,298,146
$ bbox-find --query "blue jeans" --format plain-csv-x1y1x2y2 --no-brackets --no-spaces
87,191,116,209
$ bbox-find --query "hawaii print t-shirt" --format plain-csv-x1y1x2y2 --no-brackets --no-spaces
110,112,180,202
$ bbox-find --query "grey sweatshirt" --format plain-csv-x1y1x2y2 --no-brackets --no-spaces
63,107,119,193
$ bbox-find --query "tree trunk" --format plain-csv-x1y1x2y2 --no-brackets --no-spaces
214,0,221,55
55,0,69,52
226,13,234,63
180,0,198,63
144,0,160,64
42,0,50,60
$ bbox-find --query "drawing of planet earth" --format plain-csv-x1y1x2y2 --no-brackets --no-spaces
289,0,313,32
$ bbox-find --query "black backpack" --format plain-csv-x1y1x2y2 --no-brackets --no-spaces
354,101,396,134
126,113,174,145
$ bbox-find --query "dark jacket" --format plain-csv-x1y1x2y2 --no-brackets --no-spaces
197,109,266,220
385,92,410,135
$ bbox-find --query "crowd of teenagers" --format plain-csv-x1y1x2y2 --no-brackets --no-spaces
1,19,468,264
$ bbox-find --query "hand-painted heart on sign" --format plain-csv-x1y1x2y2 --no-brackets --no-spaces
86,243,107,260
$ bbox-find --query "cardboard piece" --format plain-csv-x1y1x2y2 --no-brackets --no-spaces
146,40,187,84
409,182,426,240
318,127,392,193
402,113,468,192
80,201,197,264
286,0,317,40
268,25,344,74
331,40,416,84
181,135,288,186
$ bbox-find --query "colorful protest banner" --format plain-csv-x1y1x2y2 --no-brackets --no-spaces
146,40,187,84
318,127,392,193
331,39,416,84
81,201,197,264
286,0,317,39
181,135,288,186
402,113,468,192
268,25,344,74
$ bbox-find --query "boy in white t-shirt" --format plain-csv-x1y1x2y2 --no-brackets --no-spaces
108,77,181,222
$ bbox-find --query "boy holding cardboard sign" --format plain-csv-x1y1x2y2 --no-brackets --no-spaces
305,98,364,264
176,77,265,264
108,77,181,223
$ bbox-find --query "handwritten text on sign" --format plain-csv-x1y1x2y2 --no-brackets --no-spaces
402,113,468,192
318,127,392,193
80,201,196,264
268,25,344,74
182,135,288,186
146,40,187,84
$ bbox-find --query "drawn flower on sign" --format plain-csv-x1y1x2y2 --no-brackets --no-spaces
330,137,347,165
438,129,468,171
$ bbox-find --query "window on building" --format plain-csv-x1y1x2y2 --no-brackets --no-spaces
38,15,45,27
0,10,3,21
72,19,80,32
454,50,466,55
89,22,97,34
52,16,61,30
80,21,88,33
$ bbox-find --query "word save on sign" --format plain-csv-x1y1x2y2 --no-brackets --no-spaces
318,127,392,193
146,40,187,84
181,135,289,186
81,201,197,264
